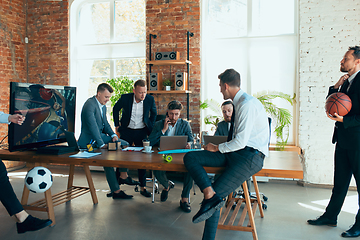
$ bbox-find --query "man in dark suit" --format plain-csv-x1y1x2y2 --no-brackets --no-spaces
113,79,157,198
148,100,194,212
78,83,132,199
308,46,360,238
214,100,233,136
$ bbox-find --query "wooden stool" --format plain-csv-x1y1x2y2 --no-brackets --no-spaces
218,175,264,240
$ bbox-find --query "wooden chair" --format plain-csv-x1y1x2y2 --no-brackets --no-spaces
217,175,264,240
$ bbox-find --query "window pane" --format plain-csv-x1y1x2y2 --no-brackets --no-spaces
116,58,146,80
206,0,247,38
114,0,146,42
78,2,110,44
89,60,111,96
252,0,295,36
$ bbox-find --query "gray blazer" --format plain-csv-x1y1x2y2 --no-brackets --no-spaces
214,120,229,136
148,118,193,146
78,96,116,148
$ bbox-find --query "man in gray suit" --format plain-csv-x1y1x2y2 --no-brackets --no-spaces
148,100,194,212
78,83,132,199
214,100,233,136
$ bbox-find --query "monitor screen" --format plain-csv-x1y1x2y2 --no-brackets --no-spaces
8,82,76,151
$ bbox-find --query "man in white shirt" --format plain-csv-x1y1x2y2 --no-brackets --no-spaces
113,79,157,198
184,69,269,240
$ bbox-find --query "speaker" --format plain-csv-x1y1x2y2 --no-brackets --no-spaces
155,51,180,61
175,72,188,90
148,73,162,91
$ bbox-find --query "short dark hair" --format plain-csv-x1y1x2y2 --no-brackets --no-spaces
134,79,146,88
218,69,241,87
349,46,360,60
221,100,233,107
167,100,183,110
97,83,113,93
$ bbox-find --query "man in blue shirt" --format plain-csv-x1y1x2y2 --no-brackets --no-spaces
184,69,269,240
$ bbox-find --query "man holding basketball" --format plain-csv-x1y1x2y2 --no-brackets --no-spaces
308,46,360,238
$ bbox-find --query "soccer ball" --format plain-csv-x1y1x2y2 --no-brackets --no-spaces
25,167,53,193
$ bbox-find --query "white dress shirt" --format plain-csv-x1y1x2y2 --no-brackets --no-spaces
218,89,269,157
128,96,145,129
347,70,360,91
95,97,117,147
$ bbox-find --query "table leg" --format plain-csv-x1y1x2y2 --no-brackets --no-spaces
83,164,98,204
152,171,155,203
67,164,75,189
44,188,56,226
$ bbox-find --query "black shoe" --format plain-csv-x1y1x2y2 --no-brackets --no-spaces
16,215,52,234
140,189,152,198
192,194,225,223
341,224,360,238
307,216,337,227
119,176,140,186
161,188,170,202
180,200,191,213
112,190,133,199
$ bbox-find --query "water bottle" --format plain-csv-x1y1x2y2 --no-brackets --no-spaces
195,134,201,149
191,133,196,149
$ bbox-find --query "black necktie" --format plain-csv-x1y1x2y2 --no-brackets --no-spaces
227,109,235,141
342,79,350,93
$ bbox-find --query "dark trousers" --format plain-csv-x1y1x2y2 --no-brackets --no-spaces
0,160,24,216
323,144,360,223
184,148,264,240
117,127,148,187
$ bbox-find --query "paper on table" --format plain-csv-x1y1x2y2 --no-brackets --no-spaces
122,146,144,151
69,151,102,158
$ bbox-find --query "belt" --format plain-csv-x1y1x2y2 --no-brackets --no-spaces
244,146,265,159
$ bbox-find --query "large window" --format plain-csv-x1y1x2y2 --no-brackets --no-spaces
201,0,298,144
70,0,146,136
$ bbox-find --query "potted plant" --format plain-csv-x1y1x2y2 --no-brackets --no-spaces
106,76,134,117
162,79,172,91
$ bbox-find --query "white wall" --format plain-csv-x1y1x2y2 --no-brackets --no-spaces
299,0,360,184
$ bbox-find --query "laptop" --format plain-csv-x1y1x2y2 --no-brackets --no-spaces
203,135,228,145
159,136,188,151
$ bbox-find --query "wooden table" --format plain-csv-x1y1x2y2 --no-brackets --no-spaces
0,149,303,229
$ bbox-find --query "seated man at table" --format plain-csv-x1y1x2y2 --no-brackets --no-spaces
148,100,194,212
214,100,233,136
78,83,131,199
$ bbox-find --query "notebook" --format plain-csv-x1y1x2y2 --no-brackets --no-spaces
159,136,188,151
203,135,228,145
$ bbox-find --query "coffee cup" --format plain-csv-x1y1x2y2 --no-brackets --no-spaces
144,146,152,152
143,140,150,147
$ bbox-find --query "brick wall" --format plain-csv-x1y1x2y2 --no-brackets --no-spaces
26,0,69,85
299,0,360,184
146,0,201,134
0,0,26,138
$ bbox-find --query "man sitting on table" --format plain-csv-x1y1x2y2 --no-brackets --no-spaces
0,112,53,233
148,100,194,212
214,100,233,136
183,69,269,240
78,83,131,199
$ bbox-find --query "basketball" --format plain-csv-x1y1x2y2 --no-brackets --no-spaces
325,92,352,116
